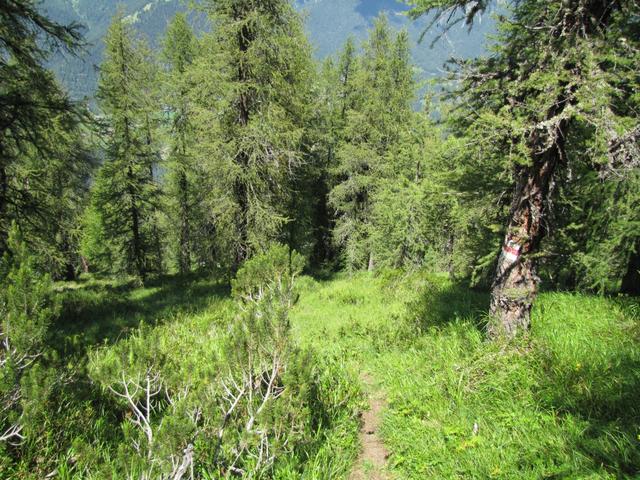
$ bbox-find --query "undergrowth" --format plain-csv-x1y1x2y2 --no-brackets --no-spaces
2,267,637,478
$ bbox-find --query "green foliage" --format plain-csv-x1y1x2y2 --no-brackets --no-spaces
89,11,163,280
0,1,93,278
79,204,114,274
2,0,640,477
232,243,305,301
328,17,418,271
402,0,640,295
190,0,315,270
0,227,58,356
159,13,213,274
0,226,59,458
52,249,359,479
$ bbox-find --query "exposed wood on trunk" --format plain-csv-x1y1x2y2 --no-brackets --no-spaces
489,114,568,339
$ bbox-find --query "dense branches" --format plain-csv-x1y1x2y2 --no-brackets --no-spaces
90,12,162,280
407,0,640,337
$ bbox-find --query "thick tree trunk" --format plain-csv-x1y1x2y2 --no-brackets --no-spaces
620,239,640,295
488,122,567,339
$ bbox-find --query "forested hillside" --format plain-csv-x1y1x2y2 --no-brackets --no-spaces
42,0,492,98
0,0,638,478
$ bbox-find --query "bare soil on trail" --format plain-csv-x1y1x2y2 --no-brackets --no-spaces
349,374,390,480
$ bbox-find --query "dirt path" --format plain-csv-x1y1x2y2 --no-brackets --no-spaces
349,373,390,480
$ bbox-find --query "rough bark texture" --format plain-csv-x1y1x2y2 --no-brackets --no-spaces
489,119,567,339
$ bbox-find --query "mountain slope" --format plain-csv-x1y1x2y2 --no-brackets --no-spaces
43,0,493,99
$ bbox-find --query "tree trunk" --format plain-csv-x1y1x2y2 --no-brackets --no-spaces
488,121,567,339
621,239,640,295
127,165,145,282
0,161,7,257
232,15,253,271
178,170,191,274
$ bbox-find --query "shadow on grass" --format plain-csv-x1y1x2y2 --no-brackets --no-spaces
535,310,640,476
50,273,230,359
408,276,490,332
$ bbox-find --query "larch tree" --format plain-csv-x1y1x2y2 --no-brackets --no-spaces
407,0,640,337
92,12,161,281
0,0,92,276
161,13,199,274
329,17,417,272
308,38,360,268
192,0,314,271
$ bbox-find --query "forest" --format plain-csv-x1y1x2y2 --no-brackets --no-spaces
0,0,639,478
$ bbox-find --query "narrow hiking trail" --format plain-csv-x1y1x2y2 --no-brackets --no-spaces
349,373,390,480
290,274,404,479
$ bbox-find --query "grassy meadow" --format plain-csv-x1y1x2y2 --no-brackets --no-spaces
14,270,634,478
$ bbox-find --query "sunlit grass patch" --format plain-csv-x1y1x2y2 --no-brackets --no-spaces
375,288,640,479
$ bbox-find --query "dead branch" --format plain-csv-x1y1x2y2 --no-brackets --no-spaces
0,423,24,445
108,369,162,456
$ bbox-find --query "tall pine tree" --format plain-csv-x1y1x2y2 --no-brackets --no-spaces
0,0,91,276
161,13,202,274
329,18,417,272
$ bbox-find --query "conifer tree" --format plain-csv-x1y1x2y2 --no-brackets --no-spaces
161,13,200,274
91,12,161,281
0,0,91,275
192,0,314,271
329,18,417,271
407,0,640,337
0,225,59,445
307,38,360,268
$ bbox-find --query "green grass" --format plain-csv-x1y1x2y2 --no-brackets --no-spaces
294,271,640,478
52,273,229,358
27,270,640,479
370,278,640,479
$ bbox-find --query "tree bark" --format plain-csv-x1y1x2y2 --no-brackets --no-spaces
488,119,567,339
